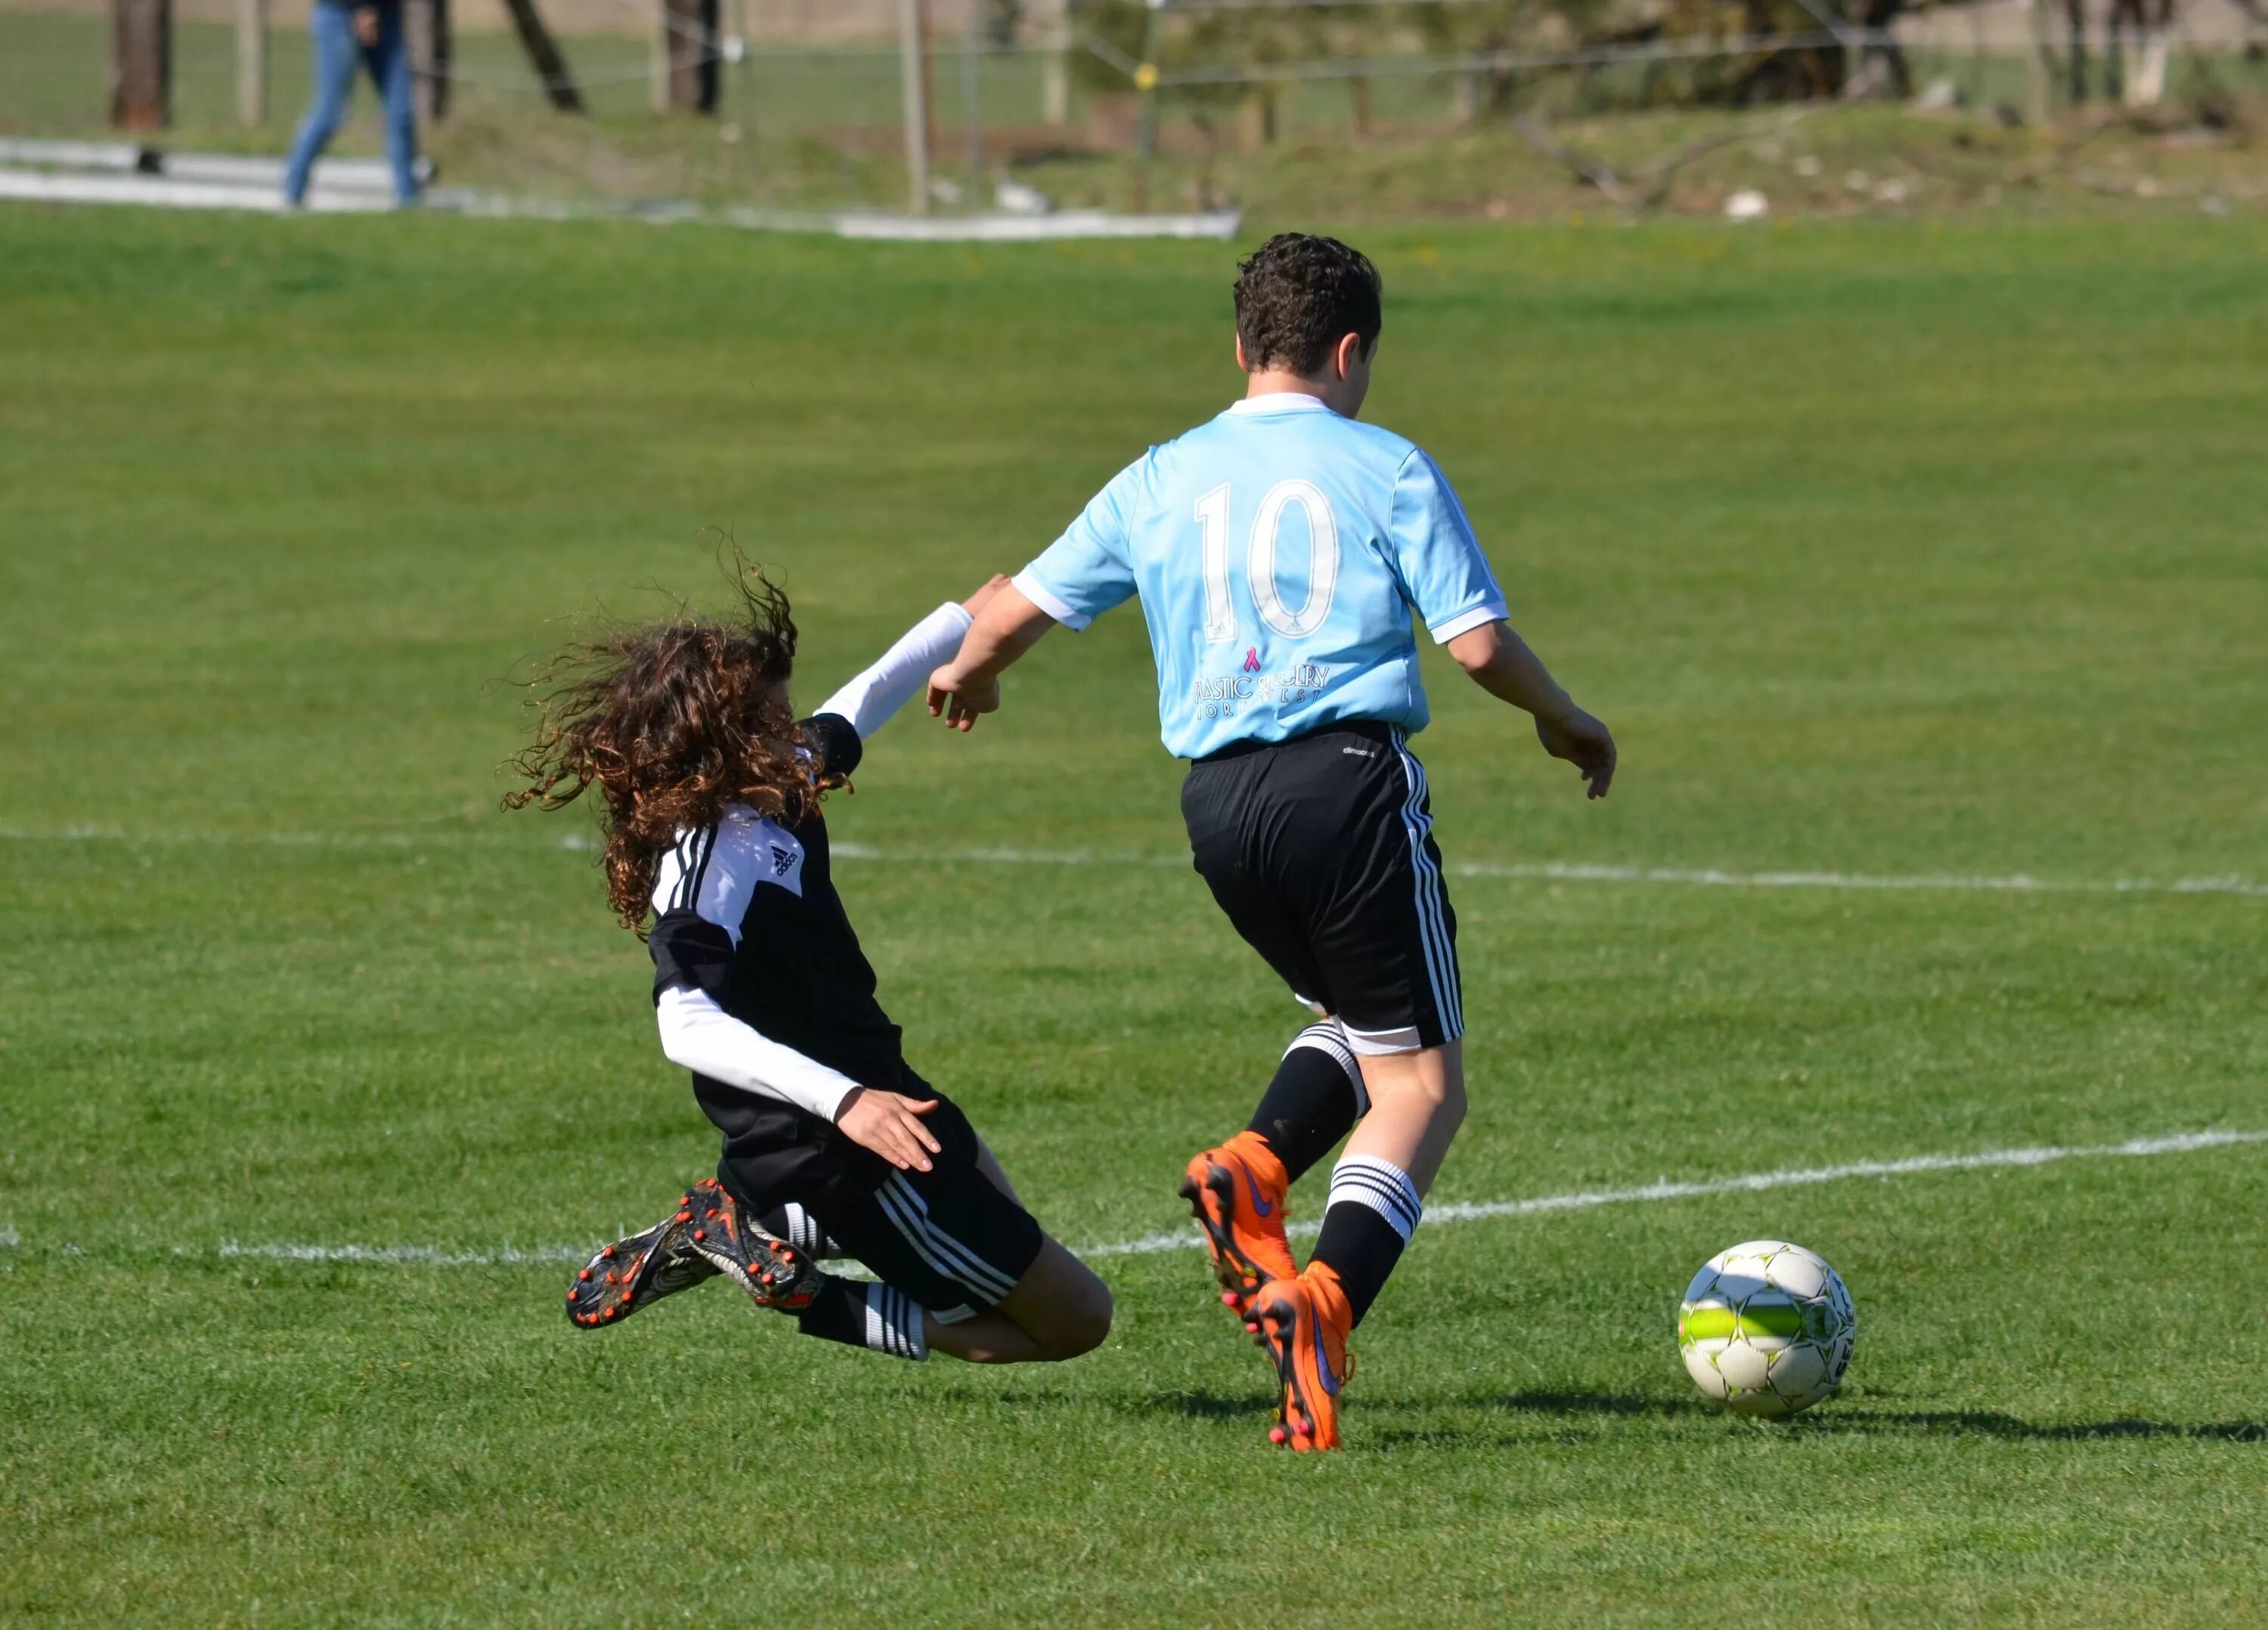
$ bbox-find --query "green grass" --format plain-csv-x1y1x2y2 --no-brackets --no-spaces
2,205,2266,1625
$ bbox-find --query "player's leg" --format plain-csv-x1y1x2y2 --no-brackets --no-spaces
786,1090,1111,1366
1247,727,1467,1449
1179,752,1367,1312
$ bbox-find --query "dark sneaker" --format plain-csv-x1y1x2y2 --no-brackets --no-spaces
682,1177,825,1312
565,1197,719,1329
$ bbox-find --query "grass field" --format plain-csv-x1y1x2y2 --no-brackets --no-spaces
3,204,2266,1625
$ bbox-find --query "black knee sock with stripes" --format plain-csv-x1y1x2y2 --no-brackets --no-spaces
756,1201,844,1260
1245,1021,1369,1183
1309,1154,1423,1327
794,1275,928,1361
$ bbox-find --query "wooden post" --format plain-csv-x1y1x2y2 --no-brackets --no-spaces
416,0,451,122
500,0,584,111
660,0,716,110
1040,0,1070,125
234,0,265,126
897,0,931,213
111,0,172,130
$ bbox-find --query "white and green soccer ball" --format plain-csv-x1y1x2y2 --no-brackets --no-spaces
1678,1240,1854,1418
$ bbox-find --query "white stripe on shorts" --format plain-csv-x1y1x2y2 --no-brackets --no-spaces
876,1174,1016,1304
1390,733,1464,1042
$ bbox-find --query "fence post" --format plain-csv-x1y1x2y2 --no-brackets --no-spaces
234,0,265,126
111,0,172,129
898,0,932,213
407,0,450,122
1040,0,1070,125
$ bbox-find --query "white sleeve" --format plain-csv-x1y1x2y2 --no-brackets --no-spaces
813,600,974,741
655,984,863,1123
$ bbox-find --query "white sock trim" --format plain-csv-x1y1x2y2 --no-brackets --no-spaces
1326,1154,1423,1244
1284,1019,1369,1116
779,1201,841,1260
862,1283,929,1361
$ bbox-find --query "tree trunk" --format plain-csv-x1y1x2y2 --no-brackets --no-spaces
111,0,171,130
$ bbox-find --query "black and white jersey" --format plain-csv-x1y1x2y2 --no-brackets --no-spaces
647,714,909,1093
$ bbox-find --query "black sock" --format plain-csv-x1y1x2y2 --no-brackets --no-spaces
1246,1021,1368,1182
795,1275,928,1360
1309,1154,1423,1326
757,1201,842,1259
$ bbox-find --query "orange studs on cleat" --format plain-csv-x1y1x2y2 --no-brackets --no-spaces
577,1269,591,1282
1269,1426,1288,1446
601,1245,615,1259
675,1211,690,1223
692,1229,706,1241
602,1306,617,1320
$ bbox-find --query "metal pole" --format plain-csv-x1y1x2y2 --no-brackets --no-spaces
897,0,931,213
1130,2,1160,212
962,2,983,202
234,0,265,126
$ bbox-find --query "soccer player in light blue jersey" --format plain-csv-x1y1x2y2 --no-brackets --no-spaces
928,233,1616,1450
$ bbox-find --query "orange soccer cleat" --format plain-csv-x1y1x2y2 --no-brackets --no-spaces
1251,1265,1354,1452
1179,1131,1297,1319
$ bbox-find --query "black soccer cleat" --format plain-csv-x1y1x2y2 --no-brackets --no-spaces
565,1199,720,1330
680,1178,826,1312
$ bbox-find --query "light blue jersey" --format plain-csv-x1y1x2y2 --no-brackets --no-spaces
1015,395,1507,761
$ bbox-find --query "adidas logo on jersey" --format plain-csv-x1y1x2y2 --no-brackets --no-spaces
770,844,795,878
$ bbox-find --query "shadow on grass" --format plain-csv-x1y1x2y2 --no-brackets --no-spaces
1359,1391,2268,1449
1830,1410,2266,1443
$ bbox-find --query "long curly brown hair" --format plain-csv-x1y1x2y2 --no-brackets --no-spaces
505,572,820,933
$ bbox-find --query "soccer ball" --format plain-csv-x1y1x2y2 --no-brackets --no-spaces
1677,1240,1854,1418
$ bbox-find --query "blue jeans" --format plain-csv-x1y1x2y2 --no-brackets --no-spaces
284,0,418,206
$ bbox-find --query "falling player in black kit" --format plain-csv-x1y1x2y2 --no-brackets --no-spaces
507,572,1112,1366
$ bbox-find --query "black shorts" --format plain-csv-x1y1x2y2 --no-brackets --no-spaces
1181,720,1463,1055
695,1071,1045,1325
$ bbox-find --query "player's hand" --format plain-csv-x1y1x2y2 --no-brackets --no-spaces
962,574,1014,618
836,1089,942,1172
1536,705,1616,799
925,665,1000,732
352,5,379,44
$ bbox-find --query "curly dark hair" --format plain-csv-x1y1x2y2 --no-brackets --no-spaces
1232,232,1383,377
503,572,820,934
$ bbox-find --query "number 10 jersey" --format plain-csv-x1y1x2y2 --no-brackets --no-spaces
1013,392,1508,761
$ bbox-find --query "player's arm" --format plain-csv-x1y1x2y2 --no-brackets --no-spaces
804,577,1009,770
652,984,940,1172
647,840,940,1170
1392,448,1616,799
1444,619,1616,800
928,457,1145,731
925,581,1056,732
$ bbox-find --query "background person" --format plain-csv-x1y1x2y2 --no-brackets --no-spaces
282,0,420,209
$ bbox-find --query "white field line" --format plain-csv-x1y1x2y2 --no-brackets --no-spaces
6,1128,2246,1271
5,826,2264,899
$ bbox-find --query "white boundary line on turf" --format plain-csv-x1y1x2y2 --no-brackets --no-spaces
829,842,2268,900
5,826,2263,899
8,1128,2245,1270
